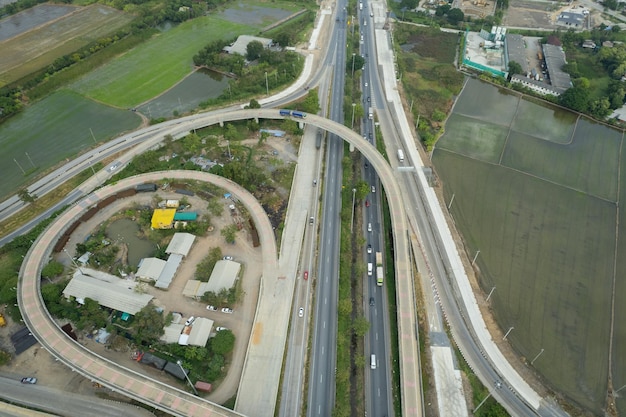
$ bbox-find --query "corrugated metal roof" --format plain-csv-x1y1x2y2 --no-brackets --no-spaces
161,323,185,344
155,254,183,289
204,260,241,293
165,233,195,256
137,257,166,281
187,317,213,347
63,272,153,315
173,212,198,221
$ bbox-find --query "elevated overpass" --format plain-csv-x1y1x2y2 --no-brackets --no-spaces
18,109,422,417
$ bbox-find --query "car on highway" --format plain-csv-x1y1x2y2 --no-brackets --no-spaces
371,185,375,193
369,297,375,306
365,200,370,207
206,305,217,311
367,222,372,232
365,82,368,88
223,256,234,261
298,307,304,318
367,244,372,254
21,377,37,384
309,217,314,225
221,307,233,314
313,179,317,186
216,327,228,332
304,271,309,280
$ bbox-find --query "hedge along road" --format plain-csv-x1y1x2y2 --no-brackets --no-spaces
17,109,419,417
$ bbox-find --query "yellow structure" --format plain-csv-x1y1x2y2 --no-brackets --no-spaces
151,209,176,229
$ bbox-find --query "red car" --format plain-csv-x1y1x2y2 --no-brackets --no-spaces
303,271,309,280
365,200,370,207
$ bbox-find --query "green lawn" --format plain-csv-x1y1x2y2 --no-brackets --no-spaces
69,16,255,108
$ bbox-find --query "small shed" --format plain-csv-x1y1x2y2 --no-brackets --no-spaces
174,212,198,221
151,209,176,229
195,381,213,393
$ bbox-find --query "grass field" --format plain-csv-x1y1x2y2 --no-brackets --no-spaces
69,16,259,108
0,90,140,199
433,78,626,413
0,5,132,87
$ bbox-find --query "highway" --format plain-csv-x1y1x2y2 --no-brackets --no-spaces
306,0,347,414
360,1,394,416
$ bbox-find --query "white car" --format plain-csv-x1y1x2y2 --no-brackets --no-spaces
221,307,233,314
185,316,195,326
298,307,304,318
367,223,372,232
223,256,234,261
367,244,372,254
206,305,217,311
371,185,376,193
216,327,228,332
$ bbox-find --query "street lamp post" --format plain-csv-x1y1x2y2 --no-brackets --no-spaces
351,53,356,79
350,188,357,232
503,326,514,341
63,249,84,274
177,360,199,396
351,103,356,129
227,140,232,159
265,71,269,96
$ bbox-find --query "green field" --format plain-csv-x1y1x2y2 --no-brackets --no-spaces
511,99,577,144
69,16,258,108
0,90,140,199
433,78,626,413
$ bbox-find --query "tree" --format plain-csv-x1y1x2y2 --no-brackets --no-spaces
132,305,165,345
346,55,365,74
507,61,523,77
275,32,290,47
435,4,450,16
355,180,370,200
0,350,11,366
211,329,235,355
17,189,37,204
352,316,370,337
246,40,264,61
301,89,320,114
559,86,589,112
221,224,238,244
447,8,464,24
248,98,261,109
41,261,64,279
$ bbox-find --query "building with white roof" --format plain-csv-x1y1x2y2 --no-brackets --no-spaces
223,35,273,56
155,254,183,289
203,260,241,293
63,269,153,315
187,317,213,347
166,233,195,256
136,257,167,282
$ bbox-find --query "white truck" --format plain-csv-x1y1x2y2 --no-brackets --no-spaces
397,149,405,162
359,2,363,10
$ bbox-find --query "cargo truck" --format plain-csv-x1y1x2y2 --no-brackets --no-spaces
375,252,383,286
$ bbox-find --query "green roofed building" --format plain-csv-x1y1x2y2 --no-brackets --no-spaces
173,212,198,221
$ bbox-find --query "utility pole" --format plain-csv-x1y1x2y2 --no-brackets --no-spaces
25,152,35,168
265,71,269,96
351,103,356,129
351,53,356,79
14,158,25,175
350,188,357,232
471,250,480,265
503,327,514,341
447,193,455,210
486,286,496,302
530,348,544,365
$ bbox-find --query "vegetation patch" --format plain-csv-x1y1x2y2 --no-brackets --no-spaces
394,25,464,149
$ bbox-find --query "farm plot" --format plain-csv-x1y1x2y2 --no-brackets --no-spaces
511,98,577,144
451,77,520,127
501,121,621,202
216,0,300,27
0,5,132,87
69,16,258,108
0,90,140,200
0,4,79,41
613,161,626,415
436,113,508,164
433,149,616,412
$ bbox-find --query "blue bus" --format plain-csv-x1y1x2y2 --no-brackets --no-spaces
291,111,307,119
279,109,291,116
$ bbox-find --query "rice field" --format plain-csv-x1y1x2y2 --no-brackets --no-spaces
433,78,625,413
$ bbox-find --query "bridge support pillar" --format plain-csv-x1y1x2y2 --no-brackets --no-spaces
255,117,259,124
219,121,224,127
298,121,305,129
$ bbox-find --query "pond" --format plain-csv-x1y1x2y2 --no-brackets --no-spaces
137,68,230,118
106,218,156,267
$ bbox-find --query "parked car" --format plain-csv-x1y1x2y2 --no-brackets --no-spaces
221,307,233,314
21,377,37,384
185,316,195,326
367,244,372,254
223,256,234,261
206,305,217,311
298,307,304,318
216,327,228,332
303,271,309,280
